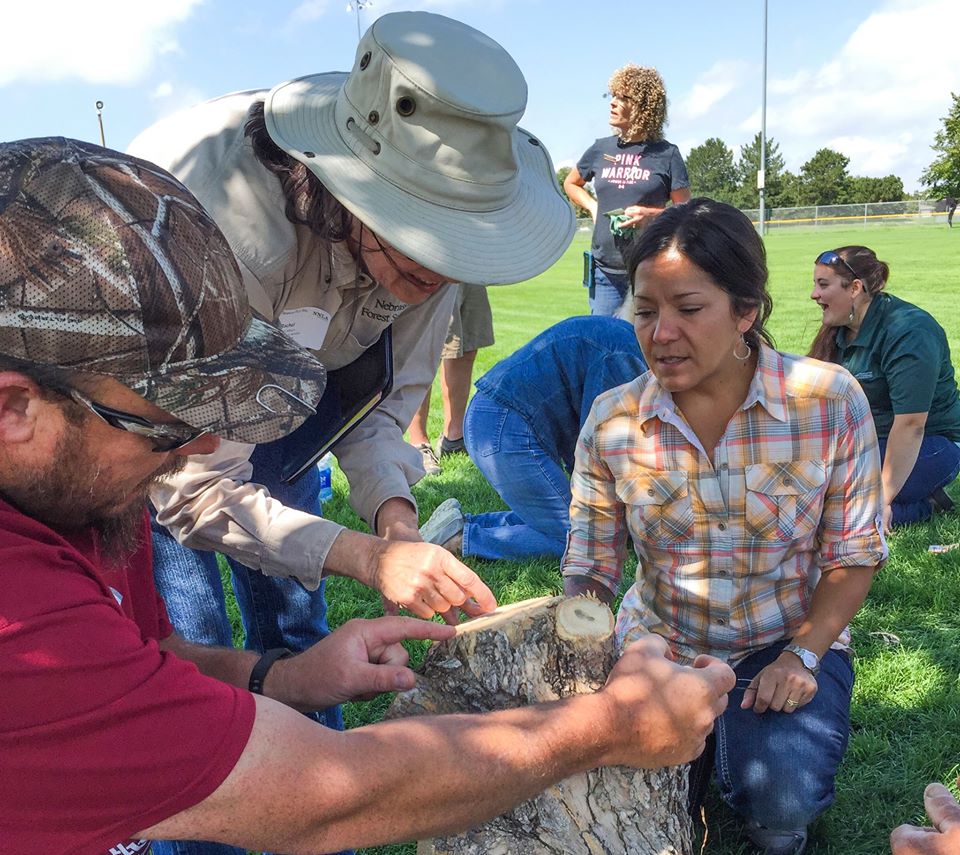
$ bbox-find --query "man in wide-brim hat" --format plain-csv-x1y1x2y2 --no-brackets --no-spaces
129,15,573,823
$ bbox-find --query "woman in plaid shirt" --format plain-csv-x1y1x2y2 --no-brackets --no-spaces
562,199,887,855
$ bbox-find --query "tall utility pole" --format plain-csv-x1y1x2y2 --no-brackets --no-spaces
758,0,768,235
95,100,106,147
346,0,372,42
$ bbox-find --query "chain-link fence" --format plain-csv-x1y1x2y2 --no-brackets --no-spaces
742,199,948,229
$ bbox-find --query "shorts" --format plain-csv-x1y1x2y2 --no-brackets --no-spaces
441,284,494,359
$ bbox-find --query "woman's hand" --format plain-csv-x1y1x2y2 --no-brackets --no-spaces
621,204,664,229
882,502,894,534
741,651,818,714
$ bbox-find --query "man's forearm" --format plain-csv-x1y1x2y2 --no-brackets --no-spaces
140,637,735,852
160,634,258,690
139,692,613,852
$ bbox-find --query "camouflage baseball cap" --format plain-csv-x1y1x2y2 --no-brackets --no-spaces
0,138,326,444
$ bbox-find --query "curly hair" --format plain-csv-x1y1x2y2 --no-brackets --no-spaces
608,64,667,142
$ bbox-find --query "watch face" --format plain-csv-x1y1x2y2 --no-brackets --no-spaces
787,645,819,672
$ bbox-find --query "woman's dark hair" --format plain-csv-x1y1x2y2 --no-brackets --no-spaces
244,101,353,242
625,197,774,347
807,245,890,362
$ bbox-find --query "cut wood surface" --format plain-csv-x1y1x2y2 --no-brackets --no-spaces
388,595,693,855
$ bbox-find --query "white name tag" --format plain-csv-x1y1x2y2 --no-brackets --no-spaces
278,307,331,350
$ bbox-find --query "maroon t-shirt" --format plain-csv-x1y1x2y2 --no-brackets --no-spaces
0,499,256,854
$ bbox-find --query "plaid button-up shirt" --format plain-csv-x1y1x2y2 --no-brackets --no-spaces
562,344,887,664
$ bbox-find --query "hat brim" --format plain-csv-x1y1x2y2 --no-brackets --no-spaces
265,73,575,286
124,313,327,445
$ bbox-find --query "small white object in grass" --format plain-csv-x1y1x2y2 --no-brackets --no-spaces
928,543,960,554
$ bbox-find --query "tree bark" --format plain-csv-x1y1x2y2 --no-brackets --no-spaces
387,595,693,855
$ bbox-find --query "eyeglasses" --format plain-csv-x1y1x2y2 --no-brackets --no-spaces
602,92,632,102
815,250,860,281
68,388,209,453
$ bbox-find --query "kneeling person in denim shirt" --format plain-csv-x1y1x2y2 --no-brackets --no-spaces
420,316,647,561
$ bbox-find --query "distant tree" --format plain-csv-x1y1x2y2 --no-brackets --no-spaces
920,92,960,197
685,137,738,203
780,170,803,208
557,166,592,219
799,148,852,205
734,133,786,208
848,175,905,204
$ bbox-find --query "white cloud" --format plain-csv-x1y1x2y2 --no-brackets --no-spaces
284,0,499,28
287,0,332,26
151,82,174,100
687,0,960,190
0,0,201,86
675,60,750,121
824,135,909,175
765,0,960,186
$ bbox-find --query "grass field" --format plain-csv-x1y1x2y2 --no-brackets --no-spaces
281,224,960,854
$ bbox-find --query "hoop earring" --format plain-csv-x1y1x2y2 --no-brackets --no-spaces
733,334,752,361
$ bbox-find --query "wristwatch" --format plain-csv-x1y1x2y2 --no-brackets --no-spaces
248,647,295,695
784,644,820,676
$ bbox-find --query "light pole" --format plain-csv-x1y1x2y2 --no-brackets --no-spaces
95,100,106,147
758,0,768,235
346,0,372,42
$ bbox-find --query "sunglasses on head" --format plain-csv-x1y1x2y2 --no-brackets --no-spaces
815,250,860,281
68,388,209,453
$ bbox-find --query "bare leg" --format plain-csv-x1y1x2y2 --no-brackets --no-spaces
441,350,478,442
408,389,433,448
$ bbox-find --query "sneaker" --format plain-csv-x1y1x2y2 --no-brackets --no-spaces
438,435,467,457
420,498,465,550
746,823,808,855
416,443,441,477
931,487,956,514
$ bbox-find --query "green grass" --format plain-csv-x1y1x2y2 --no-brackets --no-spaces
244,224,960,854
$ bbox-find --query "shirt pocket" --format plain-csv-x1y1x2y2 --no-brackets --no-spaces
615,470,694,547
744,461,826,541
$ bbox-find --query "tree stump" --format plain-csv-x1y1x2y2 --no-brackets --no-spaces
387,595,693,855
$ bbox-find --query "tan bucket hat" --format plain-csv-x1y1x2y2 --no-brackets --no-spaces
264,11,575,286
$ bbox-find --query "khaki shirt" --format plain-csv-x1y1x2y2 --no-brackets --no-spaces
130,91,458,586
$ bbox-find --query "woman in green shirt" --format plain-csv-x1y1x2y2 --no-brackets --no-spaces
809,246,960,529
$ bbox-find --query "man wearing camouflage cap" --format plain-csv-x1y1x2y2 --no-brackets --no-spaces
0,137,735,854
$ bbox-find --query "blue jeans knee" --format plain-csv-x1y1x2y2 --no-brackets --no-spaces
715,643,854,830
879,435,960,525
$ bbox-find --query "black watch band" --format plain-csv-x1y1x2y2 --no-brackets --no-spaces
248,647,294,695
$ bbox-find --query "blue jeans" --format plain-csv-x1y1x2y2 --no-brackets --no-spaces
589,266,630,318
689,642,854,832
151,436,347,855
878,435,960,525
461,393,571,560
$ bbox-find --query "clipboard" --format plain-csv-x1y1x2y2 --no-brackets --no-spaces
279,326,394,484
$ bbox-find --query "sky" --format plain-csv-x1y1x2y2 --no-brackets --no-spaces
1,0,957,193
